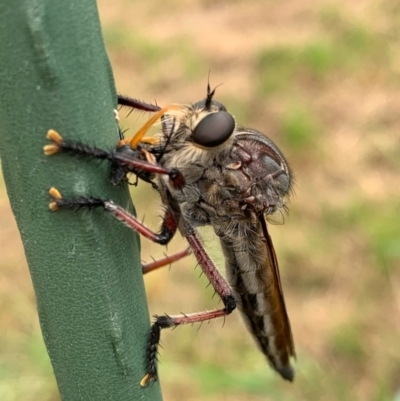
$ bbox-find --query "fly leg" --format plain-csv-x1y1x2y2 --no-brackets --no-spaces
117,95,161,113
49,188,237,386
49,186,189,272
141,226,237,387
48,189,237,386
48,188,178,245
44,129,185,189
142,248,191,274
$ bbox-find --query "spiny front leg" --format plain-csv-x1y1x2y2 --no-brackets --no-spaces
44,130,185,189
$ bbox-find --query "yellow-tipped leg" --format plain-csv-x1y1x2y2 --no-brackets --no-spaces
140,373,154,388
46,129,63,143
44,129,64,155
43,144,60,156
48,187,62,211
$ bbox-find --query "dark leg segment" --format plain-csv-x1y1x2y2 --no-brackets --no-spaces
117,95,161,112
44,129,111,160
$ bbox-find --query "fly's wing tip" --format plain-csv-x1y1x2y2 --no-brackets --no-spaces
278,364,294,382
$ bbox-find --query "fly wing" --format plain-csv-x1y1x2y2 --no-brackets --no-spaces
221,216,295,381
260,215,295,359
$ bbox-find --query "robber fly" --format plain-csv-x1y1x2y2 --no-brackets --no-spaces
44,85,295,386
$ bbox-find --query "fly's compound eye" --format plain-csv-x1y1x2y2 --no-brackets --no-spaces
192,111,235,147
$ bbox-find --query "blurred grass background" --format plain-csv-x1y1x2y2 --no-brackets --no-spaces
1,1,400,400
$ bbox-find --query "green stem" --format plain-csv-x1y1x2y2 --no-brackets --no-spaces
0,1,162,400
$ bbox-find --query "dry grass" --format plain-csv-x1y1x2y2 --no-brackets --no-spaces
1,1,400,400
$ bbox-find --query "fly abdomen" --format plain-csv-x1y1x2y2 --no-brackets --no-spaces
219,227,295,381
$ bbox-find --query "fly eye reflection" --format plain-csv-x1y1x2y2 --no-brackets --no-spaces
192,111,235,147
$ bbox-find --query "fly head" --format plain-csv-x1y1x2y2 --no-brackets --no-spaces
157,89,236,187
